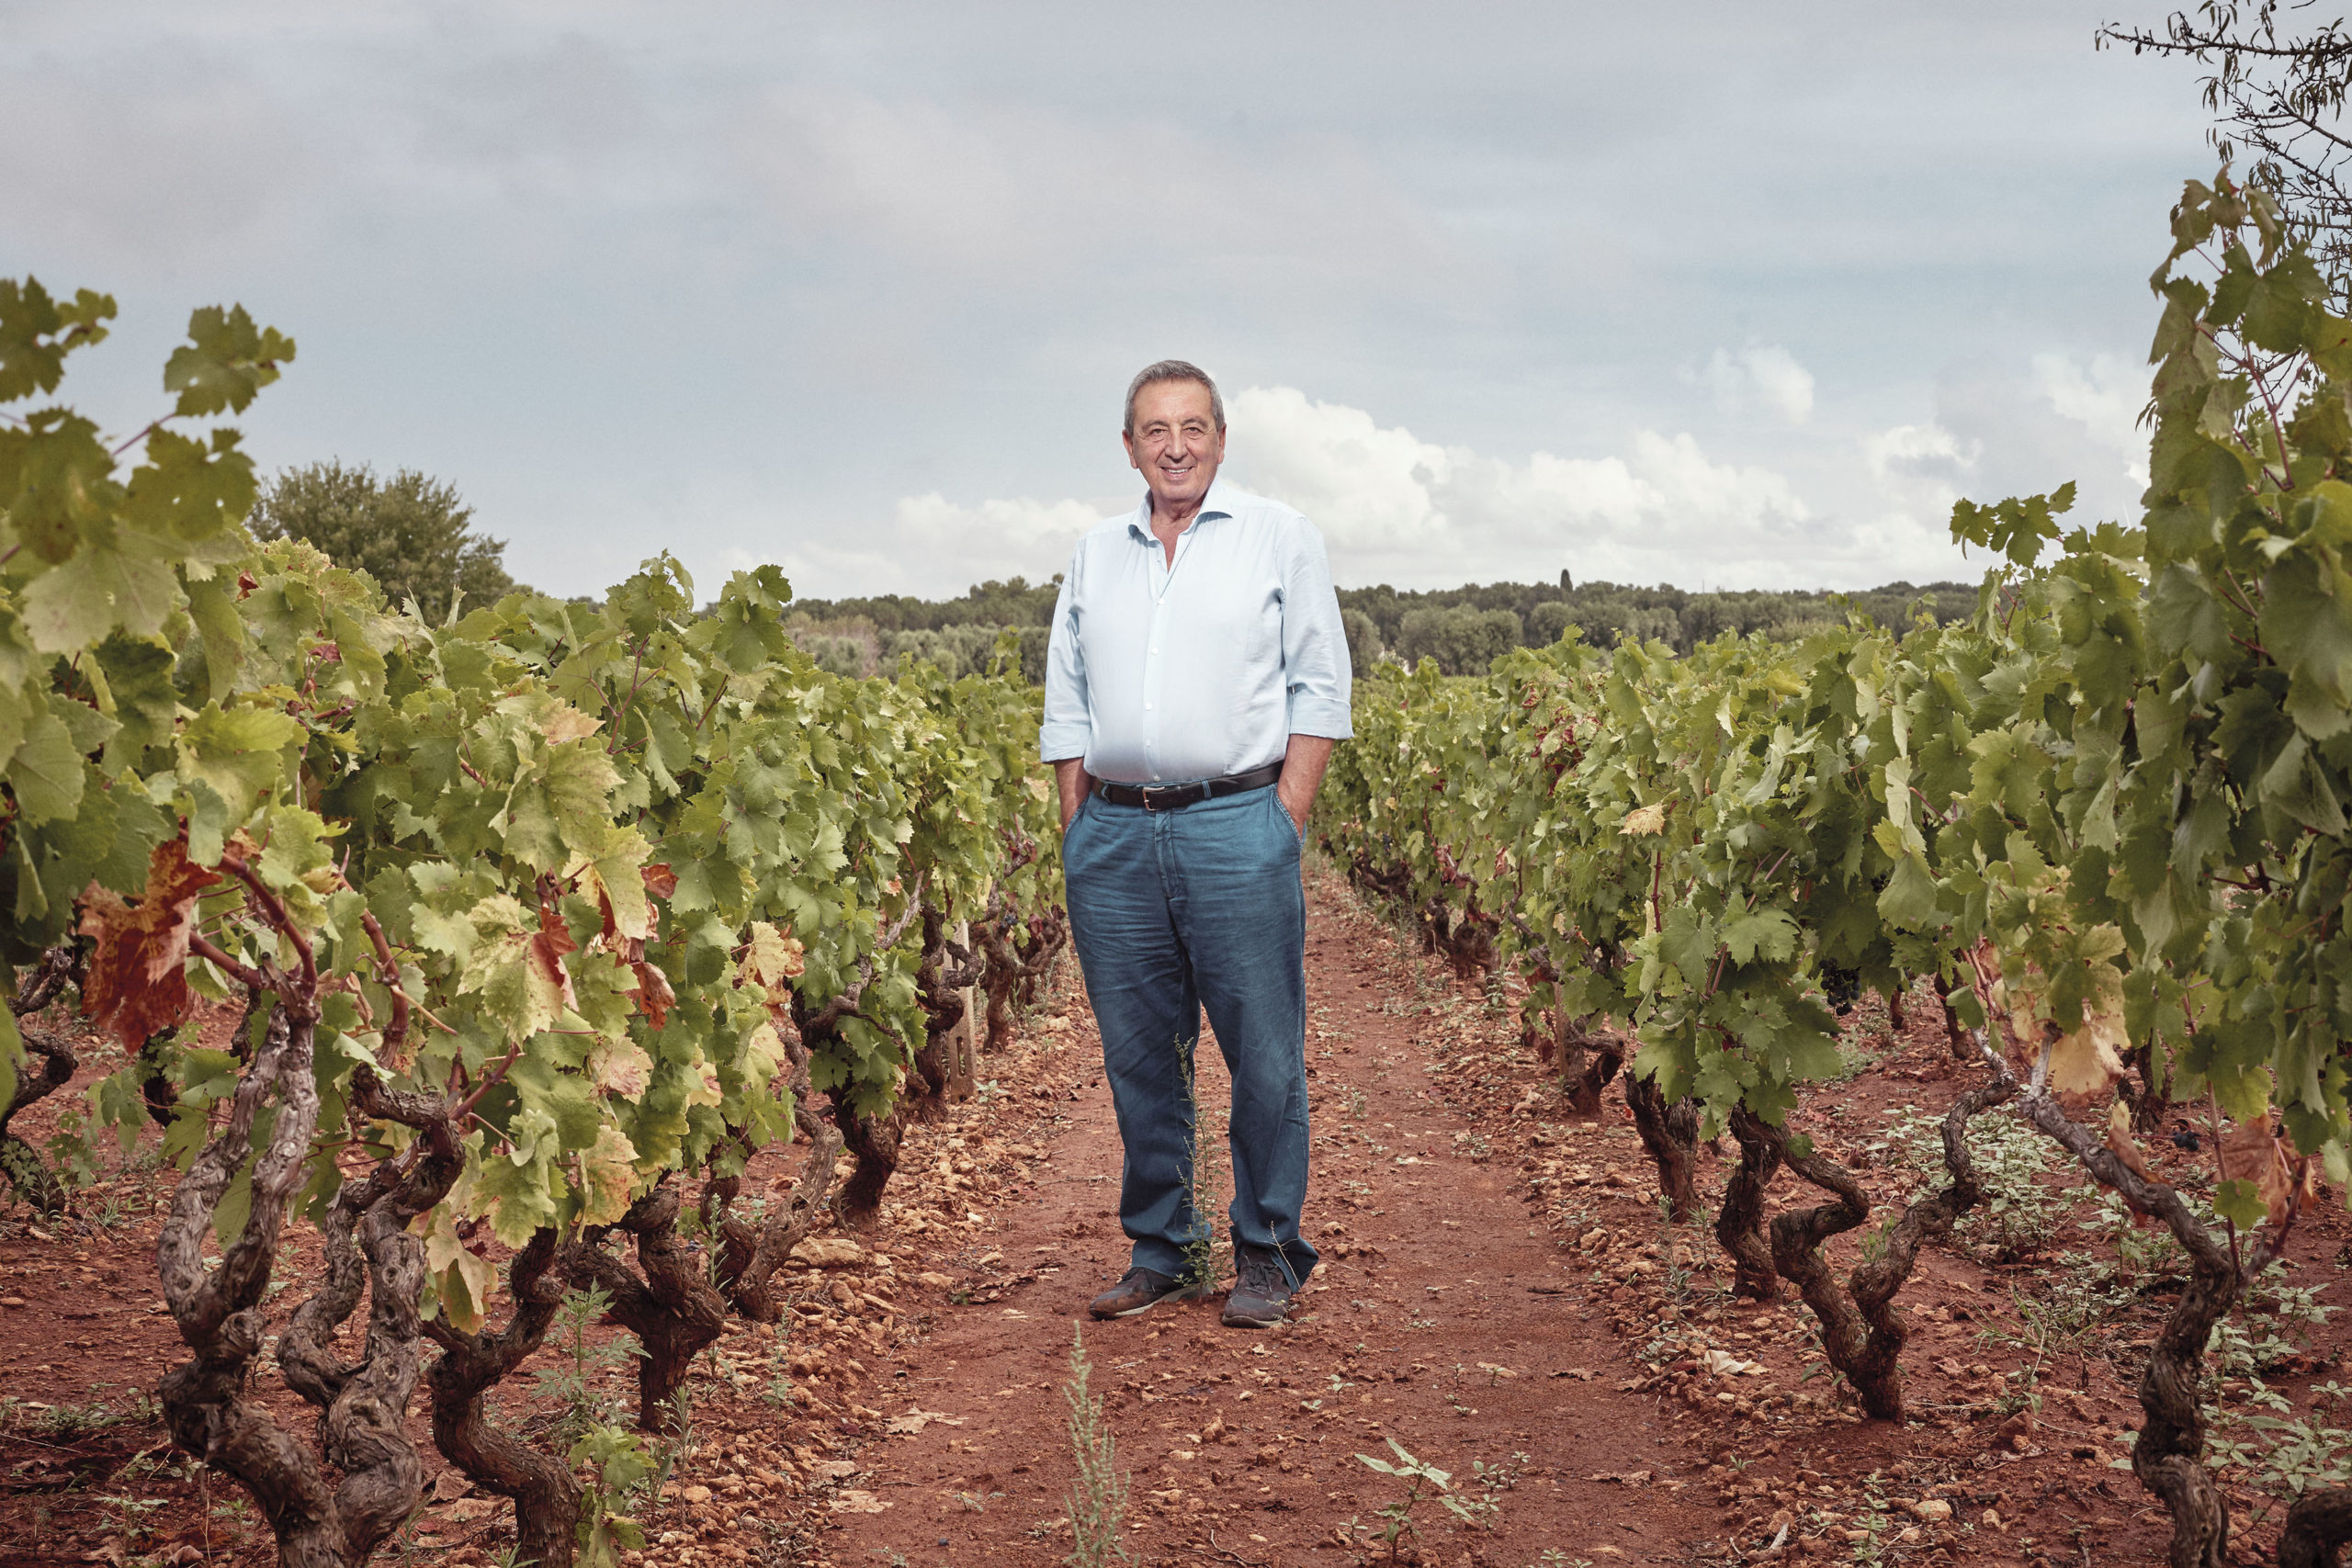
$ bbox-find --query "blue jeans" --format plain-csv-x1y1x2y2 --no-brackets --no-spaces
1061,784,1318,1289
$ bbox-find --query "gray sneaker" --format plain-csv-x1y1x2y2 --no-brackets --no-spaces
1089,1266,1210,1319
1221,1247,1295,1328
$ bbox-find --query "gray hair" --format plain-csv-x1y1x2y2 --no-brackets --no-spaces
1123,359,1225,434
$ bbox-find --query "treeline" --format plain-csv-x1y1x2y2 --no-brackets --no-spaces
786,577,1060,682
781,570,1978,682
1336,576,1978,675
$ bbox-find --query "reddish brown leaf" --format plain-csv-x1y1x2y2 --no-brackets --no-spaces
640,863,677,901
630,960,676,1030
78,840,222,1050
2105,1100,2155,1183
527,898,580,1014
2220,1114,2305,1230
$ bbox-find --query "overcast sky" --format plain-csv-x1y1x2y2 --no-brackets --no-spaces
3,3,2216,602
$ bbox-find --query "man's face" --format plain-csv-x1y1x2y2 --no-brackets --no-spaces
1123,379,1225,516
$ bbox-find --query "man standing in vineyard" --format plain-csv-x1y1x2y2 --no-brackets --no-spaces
1041,359,1353,1329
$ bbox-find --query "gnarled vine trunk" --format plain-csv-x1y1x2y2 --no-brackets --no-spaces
1014,904,1069,1006
277,1079,462,1561
1,1024,74,1214
708,1023,847,1322
561,1181,728,1434
156,999,363,1567
1715,1114,1781,1301
1996,1065,2245,1567
829,1090,900,1225
712,1112,842,1323
1932,971,1971,1062
2,945,81,1213
791,893,922,1224
1623,1070,1702,1222
425,1231,582,1568
902,908,980,1124
1347,851,1416,908
1743,1078,2017,1422
1555,1011,1627,1115
2125,1039,2175,1134
2279,1488,2352,1568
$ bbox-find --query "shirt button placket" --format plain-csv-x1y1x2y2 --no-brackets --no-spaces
1146,596,1169,780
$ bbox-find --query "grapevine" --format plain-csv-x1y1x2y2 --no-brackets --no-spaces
1318,171,2352,1566
0,281,1061,1567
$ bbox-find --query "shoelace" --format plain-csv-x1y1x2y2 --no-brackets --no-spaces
1237,1251,1286,1298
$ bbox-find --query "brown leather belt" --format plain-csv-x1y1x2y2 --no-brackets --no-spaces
1093,761,1283,812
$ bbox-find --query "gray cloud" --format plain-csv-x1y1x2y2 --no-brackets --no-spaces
0,3,2215,601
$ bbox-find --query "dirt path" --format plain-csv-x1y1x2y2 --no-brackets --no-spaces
827,866,1718,1567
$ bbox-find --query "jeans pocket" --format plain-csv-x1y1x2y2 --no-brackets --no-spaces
1270,786,1304,849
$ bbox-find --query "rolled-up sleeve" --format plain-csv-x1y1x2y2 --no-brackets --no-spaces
1039,558,1093,762
1280,520,1353,739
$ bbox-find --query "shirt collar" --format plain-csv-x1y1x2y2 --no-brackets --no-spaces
1126,477,1238,544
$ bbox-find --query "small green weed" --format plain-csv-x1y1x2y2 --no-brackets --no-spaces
1349,1437,1482,1562
1063,1324,1130,1567
530,1283,632,1446
1871,1103,2062,1261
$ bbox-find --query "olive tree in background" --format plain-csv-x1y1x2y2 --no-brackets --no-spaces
1341,607,1384,674
251,460,520,622
1394,605,1522,675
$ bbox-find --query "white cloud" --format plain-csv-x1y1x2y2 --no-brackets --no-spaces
1226,386,1819,586
2032,352,2151,489
1863,422,1977,486
1697,344,1815,426
1220,387,1451,549
895,491,1103,559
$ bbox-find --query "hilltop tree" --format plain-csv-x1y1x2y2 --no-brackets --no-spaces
251,460,520,622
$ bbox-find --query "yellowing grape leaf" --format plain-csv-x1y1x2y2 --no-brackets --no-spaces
1966,939,2126,1109
77,838,221,1049
579,1124,640,1225
739,920,805,993
417,1202,496,1336
2045,999,2129,1104
1619,804,1668,837
527,899,580,1010
541,704,601,747
746,1021,789,1073
567,821,653,943
587,1040,652,1098
458,893,578,1042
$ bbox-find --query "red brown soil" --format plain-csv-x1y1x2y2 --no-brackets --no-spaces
825,863,1717,1568
4,862,2350,1567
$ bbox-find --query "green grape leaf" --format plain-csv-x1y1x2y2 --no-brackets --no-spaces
6,705,85,824
164,304,293,417
0,279,115,402
20,534,181,653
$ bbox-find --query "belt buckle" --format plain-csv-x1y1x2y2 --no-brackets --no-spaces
1141,785,1170,812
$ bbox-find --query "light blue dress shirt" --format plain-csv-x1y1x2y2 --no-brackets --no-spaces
1039,479,1353,784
